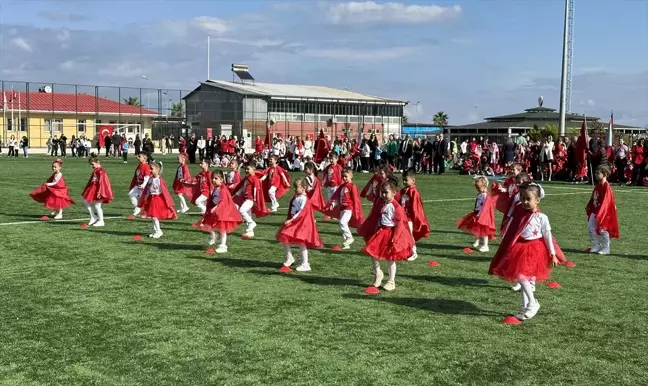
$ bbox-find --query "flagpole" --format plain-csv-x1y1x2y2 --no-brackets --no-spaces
18,92,21,133
10,86,14,131
606,110,613,147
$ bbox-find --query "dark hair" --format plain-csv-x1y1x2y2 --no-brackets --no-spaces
515,172,530,184
382,179,397,192
596,164,611,176
403,170,415,180
342,166,353,174
88,156,100,164
245,163,256,170
519,181,542,198
304,161,317,173
212,169,225,179
329,151,339,159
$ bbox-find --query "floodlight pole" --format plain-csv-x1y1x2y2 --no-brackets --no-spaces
207,36,211,80
558,0,571,137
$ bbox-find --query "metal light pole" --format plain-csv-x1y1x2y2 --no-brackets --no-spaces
558,0,573,136
142,75,150,111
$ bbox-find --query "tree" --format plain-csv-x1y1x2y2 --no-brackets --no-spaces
433,111,449,127
123,97,141,107
588,120,605,139
170,102,184,118
528,124,558,141
402,115,409,125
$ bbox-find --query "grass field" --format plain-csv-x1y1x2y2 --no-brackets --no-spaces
1,154,647,386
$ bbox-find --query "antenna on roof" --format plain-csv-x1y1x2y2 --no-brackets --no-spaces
231,64,255,85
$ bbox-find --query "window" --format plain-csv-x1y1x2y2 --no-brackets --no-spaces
77,119,86,132
20,118,26,132
44,118,62,132
6,118,13,131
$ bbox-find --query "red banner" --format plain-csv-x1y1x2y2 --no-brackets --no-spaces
98,125,114,148
206,128,213,138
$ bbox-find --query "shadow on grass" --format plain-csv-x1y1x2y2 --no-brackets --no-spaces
400,274,500,288
344,293,499,316
209,257,279,269
249,269,366,288
444,254,493,262
148,242,206,251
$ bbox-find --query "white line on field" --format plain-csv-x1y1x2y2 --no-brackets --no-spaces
0,216,123,226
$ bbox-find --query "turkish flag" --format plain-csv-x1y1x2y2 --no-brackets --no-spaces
98,125,114,148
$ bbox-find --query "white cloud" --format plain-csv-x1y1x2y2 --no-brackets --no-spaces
59,60,75,71
216,37,283,48
587,99,596,106
327,2,462,25
97,62,146,78
12,37,32,52
193,16,229,34
303,46,416,60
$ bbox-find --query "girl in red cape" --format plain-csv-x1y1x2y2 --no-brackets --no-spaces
128,152,152,217
232,164,269,239
358,179,415,292
586,164,619,255
323,167,364,249
276,178,323,272
189,159,213,216
81,156,114,227
321,151,343,220
30,158,75,220
399,171,430,261
360,166,391,203
201,170,243,253
314,129,330,163
172,153,193,214
226,159,241,194
260,155,291,212
304,161,326,211
139,161,177,238
456,176,496,252
489,183,563,321
491,172,530,235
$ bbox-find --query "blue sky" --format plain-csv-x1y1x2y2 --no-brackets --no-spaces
0,0,646,125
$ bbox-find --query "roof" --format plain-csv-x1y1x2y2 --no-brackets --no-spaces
0,91,158,116
452,120,643,131
183,80,407,105
485,106,598,122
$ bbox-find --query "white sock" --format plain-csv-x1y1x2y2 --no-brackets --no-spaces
84,200,96,222
520,287,529,309
129,195,139,208
372,259,381,273
299,245,308,266
283,244,294,265
481,236,489,247
219,232,227,247
195,195,207,214
93,203,104,222
178,194,188,210
387,261,397,281
152,218,161,233
520,280,536,306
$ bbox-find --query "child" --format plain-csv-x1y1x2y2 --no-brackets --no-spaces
276,178,323,271
586,164,620,254
201,170,243,253
128,152,152,217
358,180,415,291
322,151,343,202
81,156,114,227
29,158,75,220
260,155,291,212
400,171,431,261
190,159,213,215
304,161,326,211
172,153,193,214
502,163,523,195
139,161,177,238
489,183,564,320
493,172,531,234
226,159,241,193
122,140,129,163
323,167,364,249
360,166,390,203
233,164,269,238
456,176,496,252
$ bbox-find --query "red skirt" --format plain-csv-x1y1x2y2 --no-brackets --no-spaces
201,213,241,234
142,195,176,220
489,239,553,282
82,185,105,203
456,212,495,239
361,226,411,261
30,187,74,210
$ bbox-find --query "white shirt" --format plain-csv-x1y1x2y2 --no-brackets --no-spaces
380,202,396,227
290,194,307,217
460,141,467,154
211,187,221,205
305,174,315,191
400,192,409,208
197,139,206,150
148,177,161,195
226,171,237,185
361,144,371,157
46,172,62,186
474,192,487,215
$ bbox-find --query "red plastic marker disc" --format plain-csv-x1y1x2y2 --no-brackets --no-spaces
132,235,143,241
279,266,292,273
205,248,216,255
564,261,576,268
364,286,380,295
427,260,440,267
80,223,89,229
502,315,521,325
126,215,135,220
331,245,342,251
462,247,473,254
40,216,49,221
546,281,562,289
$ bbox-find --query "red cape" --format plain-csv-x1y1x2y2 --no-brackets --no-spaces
172,164,193,200
190,170,213,204
82,167,114,204
129,163,152,190
456,194,496,238
586,181,620,238
399,186,430,240
322,182,364,228
314,129,330,163
306,174,326,211
276,195,323,249
360,175,383,202
138,177,178,220
30,173,75,206
261,165,291,202
202,185,243,233
227,170,241,194
358,200,415,251
233,175,270,218
489,205,566,275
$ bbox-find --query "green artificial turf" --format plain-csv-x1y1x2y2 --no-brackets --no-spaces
0,155,647,386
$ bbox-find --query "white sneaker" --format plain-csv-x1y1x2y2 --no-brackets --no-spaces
478,245,490,253
149,233,155,238
372,270,384,287
215,245,228,254
179,207,190,214
246,222,257,233
523,301,541,319
152,231,163,239
472,239,480,248
511,283,522,292
133,207,141,216
50,211,57,216
407,253,418,262
92,220,105,227
589,245,600,253
283,255,295,267
271,206,279,213
383,280,396,291
295,264,311,272
598,248,610,255
54,213,63,220
88,218,97,226
243,231,255,238
342,238,354,250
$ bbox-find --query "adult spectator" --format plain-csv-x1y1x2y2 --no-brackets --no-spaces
59,134,68,157
631,139,645,186
399,135,413,171
588,136,603,185
503,137,516,164
614,138,628,184
197,135,206,160
434,133,448,174
540,135,554,181
134,134,142,155
188,134,198,163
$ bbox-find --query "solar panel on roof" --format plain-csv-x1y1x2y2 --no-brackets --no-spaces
234,70,254,81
